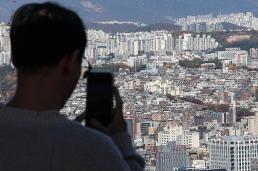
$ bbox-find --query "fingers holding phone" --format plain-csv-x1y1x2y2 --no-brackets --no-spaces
86,72,114,127
89,87,127,136
85,71,127,135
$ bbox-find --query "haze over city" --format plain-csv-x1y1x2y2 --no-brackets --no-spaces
1,0,258,23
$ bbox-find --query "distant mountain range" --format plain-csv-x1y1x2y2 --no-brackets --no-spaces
1,0,258,23
221,22,248,31
88,22,249,33
87,22,181,33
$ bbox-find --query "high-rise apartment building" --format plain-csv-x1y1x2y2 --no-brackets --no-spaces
125,118,134,139
249,48,258,69
208,136,258,171
166,34,175,52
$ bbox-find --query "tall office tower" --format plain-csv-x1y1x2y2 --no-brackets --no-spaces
208,136,258,171
125,118,134,139
156,142,190,171
221,112,229,124
125,114,137,140
228,93,236,125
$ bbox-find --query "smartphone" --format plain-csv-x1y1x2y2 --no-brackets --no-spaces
86,72,114,127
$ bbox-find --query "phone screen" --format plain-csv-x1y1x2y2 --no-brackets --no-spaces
86,72,114,127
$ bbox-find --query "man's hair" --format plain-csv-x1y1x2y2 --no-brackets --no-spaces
10,2,87,71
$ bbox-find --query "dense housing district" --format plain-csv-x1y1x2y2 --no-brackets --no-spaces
1,13,258,170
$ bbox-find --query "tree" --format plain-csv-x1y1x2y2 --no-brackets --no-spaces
178,58,222,69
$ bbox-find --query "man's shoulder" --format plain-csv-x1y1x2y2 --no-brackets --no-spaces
57,120,110,143
53,120,122,158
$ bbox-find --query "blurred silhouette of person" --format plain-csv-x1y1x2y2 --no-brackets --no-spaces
0,2,145,171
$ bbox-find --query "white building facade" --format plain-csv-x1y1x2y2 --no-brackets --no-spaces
208,136,258,171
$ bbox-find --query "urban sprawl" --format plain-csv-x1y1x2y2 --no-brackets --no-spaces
1,12,258,171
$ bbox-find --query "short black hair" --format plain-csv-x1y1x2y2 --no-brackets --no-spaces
10,2,87,71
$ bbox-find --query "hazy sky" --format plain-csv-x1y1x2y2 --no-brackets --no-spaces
1,0,258,23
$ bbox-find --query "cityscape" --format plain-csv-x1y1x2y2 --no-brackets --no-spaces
1,4,258,171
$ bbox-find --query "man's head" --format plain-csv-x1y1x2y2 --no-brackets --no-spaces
11,2,87,71
10,2,87,109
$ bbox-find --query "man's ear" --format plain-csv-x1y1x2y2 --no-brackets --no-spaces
70,50,80,67
58,50,80,76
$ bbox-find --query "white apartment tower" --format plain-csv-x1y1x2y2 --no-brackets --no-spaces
158,124,183,145
177,130,200,148
208,136,258,171
248,112,258,136
248,116,256,135
249,48,258,69
166,34,175,52
158,124,200,148
255,112,258,136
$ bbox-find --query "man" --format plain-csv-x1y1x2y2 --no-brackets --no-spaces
0,2,144,171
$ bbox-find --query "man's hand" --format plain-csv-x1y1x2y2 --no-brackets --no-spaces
88,87,127,136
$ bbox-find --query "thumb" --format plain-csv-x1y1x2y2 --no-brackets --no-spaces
74,112,86,122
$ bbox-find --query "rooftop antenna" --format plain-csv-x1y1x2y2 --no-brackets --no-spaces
8,0,17,25
8,10,14,25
